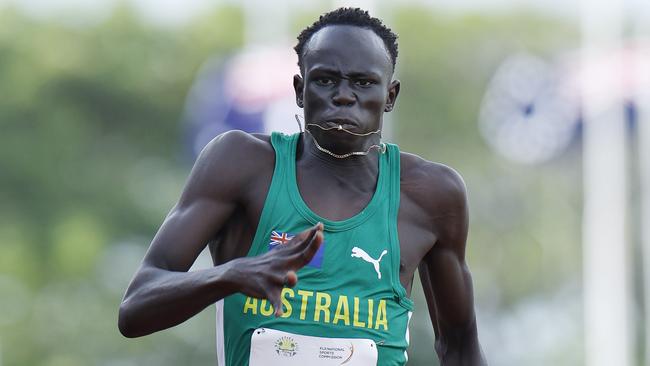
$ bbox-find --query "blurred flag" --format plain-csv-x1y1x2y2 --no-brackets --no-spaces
183,46,301,158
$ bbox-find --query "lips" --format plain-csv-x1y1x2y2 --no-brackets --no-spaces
323,117,358,129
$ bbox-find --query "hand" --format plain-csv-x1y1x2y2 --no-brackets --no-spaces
230,222,324,317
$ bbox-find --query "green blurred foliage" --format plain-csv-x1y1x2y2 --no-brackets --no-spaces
0,3,582,365
0,4,243,365
392,7,581,365
402,10,580,295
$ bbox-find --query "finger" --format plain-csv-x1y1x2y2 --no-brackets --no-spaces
273,271,298,317
284,270,298,288
274,301,283,317
291,223,320,242
291,222,323,252
276,227,315,255
262,287,281,317
292,229,323,267
271,292,284,318
302,230,323,263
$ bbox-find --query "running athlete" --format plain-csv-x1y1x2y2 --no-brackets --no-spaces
119,8,486,366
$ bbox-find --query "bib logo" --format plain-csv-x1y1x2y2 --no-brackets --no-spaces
351,247,388,279
275,336,298,357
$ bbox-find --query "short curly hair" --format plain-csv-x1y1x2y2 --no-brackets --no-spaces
294,7,398,73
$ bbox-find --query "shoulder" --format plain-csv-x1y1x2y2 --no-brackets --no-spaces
204,129,272,153
195,130,273,174
399,151,468,219
181,130,275,201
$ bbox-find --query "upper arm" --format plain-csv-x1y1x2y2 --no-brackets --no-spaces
418,165,477,337
141,130,267,272
411,162,485,364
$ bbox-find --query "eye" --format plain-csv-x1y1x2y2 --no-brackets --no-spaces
315,77,335,86
355,79,375,87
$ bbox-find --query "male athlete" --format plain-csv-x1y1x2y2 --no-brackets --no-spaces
119,8,486,365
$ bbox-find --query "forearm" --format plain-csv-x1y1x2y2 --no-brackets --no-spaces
118,261,238,338
436,321,487,366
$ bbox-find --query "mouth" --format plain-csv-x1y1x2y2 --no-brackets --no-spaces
322,118,358,129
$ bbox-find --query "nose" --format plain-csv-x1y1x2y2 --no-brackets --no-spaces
332,81,355,107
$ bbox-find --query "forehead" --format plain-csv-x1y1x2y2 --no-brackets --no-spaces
302,25,392,76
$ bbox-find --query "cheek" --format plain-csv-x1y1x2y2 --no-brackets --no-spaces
359,89,388,108
304,86,328,106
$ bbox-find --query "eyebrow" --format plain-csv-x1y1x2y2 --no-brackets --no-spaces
308,67,382,79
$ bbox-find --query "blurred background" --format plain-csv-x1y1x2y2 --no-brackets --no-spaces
1,0,649,365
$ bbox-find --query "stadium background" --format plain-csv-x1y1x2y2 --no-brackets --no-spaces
0,0,648,365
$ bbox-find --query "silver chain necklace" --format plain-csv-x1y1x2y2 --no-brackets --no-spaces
294,114,386,159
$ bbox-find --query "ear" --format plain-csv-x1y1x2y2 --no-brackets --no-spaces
384,79,400,112
293,74,304,108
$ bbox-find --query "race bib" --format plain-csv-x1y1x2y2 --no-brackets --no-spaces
249,328,378,365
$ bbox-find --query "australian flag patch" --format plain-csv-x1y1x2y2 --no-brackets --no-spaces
268,230,325,269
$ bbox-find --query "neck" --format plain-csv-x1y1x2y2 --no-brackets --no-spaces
297,132,380,179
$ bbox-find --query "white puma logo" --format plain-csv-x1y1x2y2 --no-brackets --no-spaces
351,247,388,279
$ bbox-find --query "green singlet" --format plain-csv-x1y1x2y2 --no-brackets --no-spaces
216,132,414,365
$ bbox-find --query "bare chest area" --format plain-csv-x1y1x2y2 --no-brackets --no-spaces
297,173,377,222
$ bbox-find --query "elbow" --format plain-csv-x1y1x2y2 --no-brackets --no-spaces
436,322,486,365
118,300,141,338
